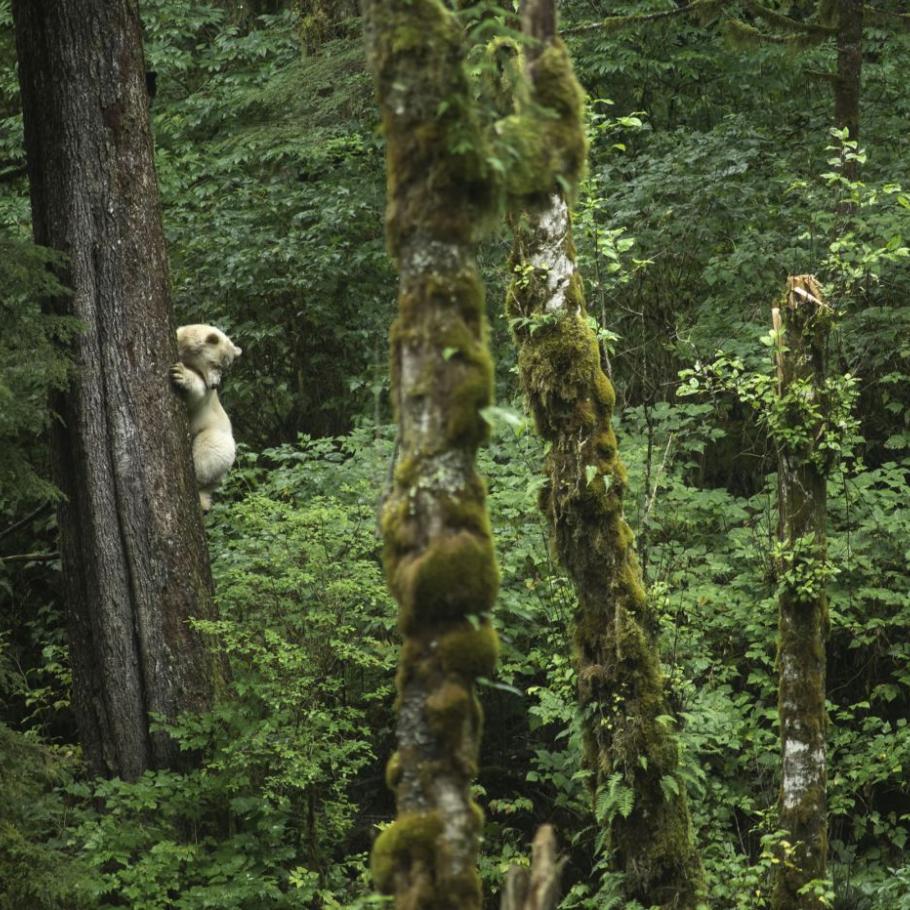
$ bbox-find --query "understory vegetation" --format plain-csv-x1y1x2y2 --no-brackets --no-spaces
2,1,910,908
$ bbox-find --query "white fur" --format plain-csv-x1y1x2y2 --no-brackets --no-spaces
171,324,242,511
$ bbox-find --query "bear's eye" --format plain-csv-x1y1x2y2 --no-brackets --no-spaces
206,332,220,345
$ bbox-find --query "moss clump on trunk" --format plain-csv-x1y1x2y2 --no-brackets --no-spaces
364,2,499,907
502,4,703,906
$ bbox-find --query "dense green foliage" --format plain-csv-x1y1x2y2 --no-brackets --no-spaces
2,1,910,908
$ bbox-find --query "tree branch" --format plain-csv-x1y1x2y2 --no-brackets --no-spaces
0,502,52,542
0,551,59,562
743,0,837,37
563,0,730,36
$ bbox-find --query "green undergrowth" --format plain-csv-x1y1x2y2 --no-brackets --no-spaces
1,418,909,907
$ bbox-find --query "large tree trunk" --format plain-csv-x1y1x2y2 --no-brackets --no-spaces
504,2,703,906
364,2,499,908
13,0,220,780
771,276,831,910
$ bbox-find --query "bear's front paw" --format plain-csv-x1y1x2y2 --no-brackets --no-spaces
170,362,191,390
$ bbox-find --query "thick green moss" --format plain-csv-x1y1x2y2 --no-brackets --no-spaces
405,269,486,324
385,750,403,791
532,40,584,124
437,484,492,537
480,36,524,115
371,810,444,893
426,680,474,755
593,370,617,411
514,316,605,436
369,0,496,259
496,40,587,202
438,623,500,678
371,806,484,906
394,531,498,633
447,347,494,447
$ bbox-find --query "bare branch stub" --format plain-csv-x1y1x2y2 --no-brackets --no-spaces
500,825,563,910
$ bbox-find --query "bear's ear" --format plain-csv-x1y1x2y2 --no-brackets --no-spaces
206,332,220,345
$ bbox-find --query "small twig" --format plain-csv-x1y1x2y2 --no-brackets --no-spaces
0,502,52,542
0,551,59,562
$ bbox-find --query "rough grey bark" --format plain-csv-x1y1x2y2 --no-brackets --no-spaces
834,0,863,177
13,0,221,780
364,1,499,908
771,276,831,910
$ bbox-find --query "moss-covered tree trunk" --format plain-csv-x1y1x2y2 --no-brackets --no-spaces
504,2,703,906
364,2,499,908
771,276,831,910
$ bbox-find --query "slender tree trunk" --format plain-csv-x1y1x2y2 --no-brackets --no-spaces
13,0,220,780
504,3,703,906
834,0,863,179
364,2,499,907
771,276,831,910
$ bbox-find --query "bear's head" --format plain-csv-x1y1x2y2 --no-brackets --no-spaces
176,324,242,389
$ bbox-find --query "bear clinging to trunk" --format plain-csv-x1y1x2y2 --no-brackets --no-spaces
170,324,241,511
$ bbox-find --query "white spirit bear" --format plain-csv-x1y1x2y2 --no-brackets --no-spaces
170,324,242,511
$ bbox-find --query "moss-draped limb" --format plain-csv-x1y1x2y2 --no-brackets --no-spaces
502,2,703,906
771,276,832,910
364,2,499,907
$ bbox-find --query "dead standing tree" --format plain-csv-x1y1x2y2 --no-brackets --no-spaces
502,1,704,906
771,276,833,910
13,0,220,779
363,1,500,907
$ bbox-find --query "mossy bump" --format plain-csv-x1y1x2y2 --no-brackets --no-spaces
371,810,444,893
396,531,498,632
438,623,500,678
